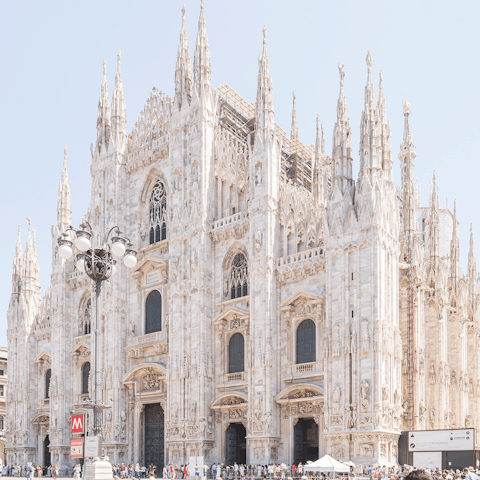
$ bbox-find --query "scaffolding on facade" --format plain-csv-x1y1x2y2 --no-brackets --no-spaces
215,84,313,192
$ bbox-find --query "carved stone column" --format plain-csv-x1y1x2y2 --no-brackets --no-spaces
134,403,144,462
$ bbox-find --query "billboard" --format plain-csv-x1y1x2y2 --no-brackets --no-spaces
70,438,83,458
71,414,85,434
408,429,474,452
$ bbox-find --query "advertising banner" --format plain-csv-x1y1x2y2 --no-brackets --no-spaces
84,436,103,458
70,439,83,458
71,414,85,434
408,429,474,452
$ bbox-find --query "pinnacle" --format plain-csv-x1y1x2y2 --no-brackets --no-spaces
290,92,298,141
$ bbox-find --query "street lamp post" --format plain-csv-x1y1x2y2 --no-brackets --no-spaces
58,222,137,441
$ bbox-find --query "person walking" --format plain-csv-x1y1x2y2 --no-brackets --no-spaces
52,465,58,480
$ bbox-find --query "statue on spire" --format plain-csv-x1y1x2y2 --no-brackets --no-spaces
339,64,345,87
262,25,267,44
64,145,67,160
117,50,121,68
366,50,372,72
103,59,106,77
403,99,410,115
182,4,186,19
379,70,383,85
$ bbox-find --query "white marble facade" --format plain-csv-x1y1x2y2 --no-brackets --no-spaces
6,2,480,469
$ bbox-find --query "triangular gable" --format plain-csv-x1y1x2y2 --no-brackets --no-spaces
34,351,51,364
280,290,325,310
213,306,249,326
70,340,91,356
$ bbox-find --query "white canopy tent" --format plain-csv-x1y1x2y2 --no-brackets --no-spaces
303,455,351,473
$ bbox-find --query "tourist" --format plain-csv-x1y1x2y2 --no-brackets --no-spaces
52,464,58,480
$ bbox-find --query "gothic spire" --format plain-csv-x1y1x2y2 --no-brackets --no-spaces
313,115,325,207
193,0,211,96
450,199,460,290
175,5,192,108
468,223,477,279
377,71,393,181
332,64,353,194
111,50,127,153
364,51,375,110
96,60,112,154
11,223,23,298
255,26,274,130
290,91,298,141
23,217,41,299
57,145,72,234
427,171,440,261
321,121,325,155
399,100,416,235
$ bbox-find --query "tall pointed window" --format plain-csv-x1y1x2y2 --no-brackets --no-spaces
81,362,90,395
45,369,52,399
230,253,248,299
296,319,316,364
229,333,245,373
149,181,167,245
145,290,162,334
84,299,91,335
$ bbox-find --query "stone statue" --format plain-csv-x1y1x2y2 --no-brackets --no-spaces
338,64,345,87
333,384,341,403
360,380,369,400
429,362,436,384
382,382,389,402
403,99,410,115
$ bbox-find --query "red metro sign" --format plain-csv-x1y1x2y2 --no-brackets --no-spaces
71,414,85,434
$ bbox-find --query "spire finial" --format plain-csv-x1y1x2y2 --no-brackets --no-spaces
403,99,410,115
182,4,186,20
321,121,325,155
290,91,298,141
339,64,345,88
117,50,121,68
366,50,372,73
27,216,31,234
454,198,457,216
262,25,267,45
379,70,383,86
201,0,205,9
64,145,67,161
102,59,106,77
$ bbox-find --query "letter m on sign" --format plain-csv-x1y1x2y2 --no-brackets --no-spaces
71,414,84,434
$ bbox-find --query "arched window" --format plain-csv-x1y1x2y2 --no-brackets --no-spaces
84,299,91,335
230,253,248,299
296,319,316,364
149,181,167,245
145,290,162,334
81,362,90,395
45,369,51,399
229,333,245,373
0,416,4,430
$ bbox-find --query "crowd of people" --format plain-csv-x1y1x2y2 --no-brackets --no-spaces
1,463,479,480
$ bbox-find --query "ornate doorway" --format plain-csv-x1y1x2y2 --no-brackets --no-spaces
144,404,164,469
226,423,246,464
294,418,318,464
43,435,51,466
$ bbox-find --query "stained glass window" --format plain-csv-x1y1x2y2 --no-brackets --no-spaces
230,253,248,299
149,182,167,245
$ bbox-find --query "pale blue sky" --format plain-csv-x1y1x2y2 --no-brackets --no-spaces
1,0,479,346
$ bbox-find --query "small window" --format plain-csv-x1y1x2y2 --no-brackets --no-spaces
45,369,51,399
145,290,162,334
0,370,4,376
229,333,245,373
0,416,4,429
296,319,316,364
81,362,90,395
0,385,4,396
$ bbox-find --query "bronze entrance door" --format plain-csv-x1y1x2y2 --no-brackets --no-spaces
144,404,164,469
294,418,318,464
225,423,246,464
43,435,51,466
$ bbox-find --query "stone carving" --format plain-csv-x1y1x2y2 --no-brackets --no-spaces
361,318,369,353
465,414,474,428
429,406,435,428
351,325,357,354
429,362,436,384
361,444,374,457
333,324,341,358
143,373,162,390
382,382,389,402
254,230,262,252
419,400,427,422
445,363,451,388
190,248,197,272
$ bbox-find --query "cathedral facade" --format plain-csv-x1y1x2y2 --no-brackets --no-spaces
6,2,480,469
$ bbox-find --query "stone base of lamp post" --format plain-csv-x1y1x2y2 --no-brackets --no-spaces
84,456,113,480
